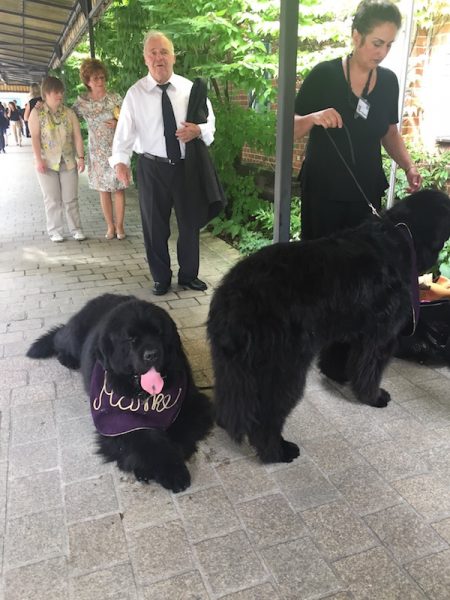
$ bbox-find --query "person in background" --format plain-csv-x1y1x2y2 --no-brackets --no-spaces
111,30,215,295
28,76,86,243
73,59,128,240
7,101,23,146
294,0,422,240
24,83,43,137
0,104,8,153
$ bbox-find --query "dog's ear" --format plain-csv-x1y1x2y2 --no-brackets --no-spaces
161,312,186,376
96,331,114,371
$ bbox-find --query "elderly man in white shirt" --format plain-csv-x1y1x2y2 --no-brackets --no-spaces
110,30,215,295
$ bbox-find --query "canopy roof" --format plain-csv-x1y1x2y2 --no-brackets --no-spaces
0,0,111,86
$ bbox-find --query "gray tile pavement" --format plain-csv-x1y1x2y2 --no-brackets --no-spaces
1,141,450,598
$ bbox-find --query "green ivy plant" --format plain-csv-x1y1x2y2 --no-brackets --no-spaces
382,143,450,200
211,195,301,255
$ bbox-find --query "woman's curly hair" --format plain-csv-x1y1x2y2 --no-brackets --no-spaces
79,58,108,89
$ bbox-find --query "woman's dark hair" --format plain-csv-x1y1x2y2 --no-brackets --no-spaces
352,0,402,35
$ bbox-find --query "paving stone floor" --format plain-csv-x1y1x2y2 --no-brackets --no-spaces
0,140,450,599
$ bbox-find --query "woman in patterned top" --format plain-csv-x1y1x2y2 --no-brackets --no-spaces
28,77,86,243
73,59,128,240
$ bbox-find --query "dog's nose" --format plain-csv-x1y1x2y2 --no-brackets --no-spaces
143,349,158,363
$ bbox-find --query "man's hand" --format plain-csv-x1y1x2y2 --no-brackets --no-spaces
105,118,117,130
115,162,131,186
176,122,201,143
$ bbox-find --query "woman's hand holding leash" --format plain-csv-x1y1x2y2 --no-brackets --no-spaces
313,108,343,129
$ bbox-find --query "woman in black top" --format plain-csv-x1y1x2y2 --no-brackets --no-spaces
7,101,23,147
0,104,8,153
24,83,43,133
294,0,421,240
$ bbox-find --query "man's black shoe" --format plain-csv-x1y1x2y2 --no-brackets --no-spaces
178,277,208,291
152,282,171,296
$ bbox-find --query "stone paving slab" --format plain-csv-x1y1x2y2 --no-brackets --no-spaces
1,141,450,598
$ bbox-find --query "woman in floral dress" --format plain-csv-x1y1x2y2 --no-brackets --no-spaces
73,59,128,239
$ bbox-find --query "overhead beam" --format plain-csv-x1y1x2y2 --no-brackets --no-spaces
0,22,60,37
26,0,75,9
0,8,67,26
80,0,96,58
0,42,55,47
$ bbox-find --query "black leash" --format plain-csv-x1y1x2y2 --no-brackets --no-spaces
324,125,419,335
324,124,381,218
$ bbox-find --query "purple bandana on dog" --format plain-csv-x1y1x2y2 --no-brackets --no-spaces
90,361,186,436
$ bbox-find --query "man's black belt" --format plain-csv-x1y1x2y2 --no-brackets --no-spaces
143,152,183,166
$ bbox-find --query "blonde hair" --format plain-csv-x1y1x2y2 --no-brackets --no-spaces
30,83,41,98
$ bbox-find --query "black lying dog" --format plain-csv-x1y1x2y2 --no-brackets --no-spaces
27,294,213,492
396,300,450,365
207,190,450,464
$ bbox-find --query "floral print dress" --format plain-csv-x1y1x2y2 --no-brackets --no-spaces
73,92,127,192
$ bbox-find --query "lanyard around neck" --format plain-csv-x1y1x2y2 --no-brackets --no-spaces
346,54,373,99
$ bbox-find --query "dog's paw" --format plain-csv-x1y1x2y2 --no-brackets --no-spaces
57,352,80,370
134,467,153,483
156,463,191,493
281,439,300,462
375,388,391,408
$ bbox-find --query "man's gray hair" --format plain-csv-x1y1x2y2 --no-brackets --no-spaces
143,30,174,54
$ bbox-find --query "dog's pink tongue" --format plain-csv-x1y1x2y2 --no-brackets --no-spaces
140,367,164,394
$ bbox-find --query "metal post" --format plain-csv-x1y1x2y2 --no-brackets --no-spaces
273,0,299,243
81,0,96,58
387,0,415,207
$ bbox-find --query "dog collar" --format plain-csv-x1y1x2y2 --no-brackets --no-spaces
90,361,186,436
396,222,420,336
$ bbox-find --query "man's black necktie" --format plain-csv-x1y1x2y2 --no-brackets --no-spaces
158,83,181,160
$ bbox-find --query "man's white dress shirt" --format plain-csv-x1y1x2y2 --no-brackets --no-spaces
110,73,215,167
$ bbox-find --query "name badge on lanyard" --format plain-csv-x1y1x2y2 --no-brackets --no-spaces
346,54,373,120
355,97,370,119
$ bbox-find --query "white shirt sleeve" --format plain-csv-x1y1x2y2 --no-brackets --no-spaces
109,90,136,167
198,98,215,147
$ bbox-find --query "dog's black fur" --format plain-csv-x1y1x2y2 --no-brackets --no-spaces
27,294,213,492
207,190,450,464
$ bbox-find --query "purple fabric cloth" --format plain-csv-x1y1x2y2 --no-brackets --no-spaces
90,361,185,436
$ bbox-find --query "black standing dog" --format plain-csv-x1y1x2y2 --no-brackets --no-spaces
27,294,213,492
207,190,450,464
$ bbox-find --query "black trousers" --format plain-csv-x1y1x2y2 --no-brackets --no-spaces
137,155,199,284
300,193,381,240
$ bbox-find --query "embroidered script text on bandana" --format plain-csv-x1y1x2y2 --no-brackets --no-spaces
90,361,185,436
